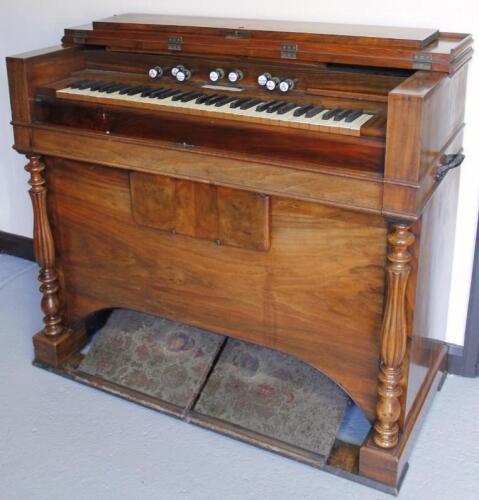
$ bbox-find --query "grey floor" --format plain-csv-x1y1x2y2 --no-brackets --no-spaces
1,254,478,500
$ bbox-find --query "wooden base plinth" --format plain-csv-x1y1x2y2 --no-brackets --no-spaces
31,319,448,495
359,344,448,486
33,327,88,367
34,352,401,496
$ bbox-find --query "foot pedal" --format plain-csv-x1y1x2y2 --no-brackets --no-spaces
78,309,225,418
190,338,349,464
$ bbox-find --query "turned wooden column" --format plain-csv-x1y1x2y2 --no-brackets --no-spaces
373,222,414,449
25,156,63,339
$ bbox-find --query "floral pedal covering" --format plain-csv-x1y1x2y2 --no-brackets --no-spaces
78,309,226,412
193,338,349,462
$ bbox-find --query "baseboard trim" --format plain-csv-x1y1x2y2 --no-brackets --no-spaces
449,219,479,378
447,342,478,377
0,231,34,262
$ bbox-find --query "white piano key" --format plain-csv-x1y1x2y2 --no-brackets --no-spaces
348,113,374,130
58,85,376,135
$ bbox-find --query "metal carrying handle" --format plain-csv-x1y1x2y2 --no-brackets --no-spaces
435,153,465,181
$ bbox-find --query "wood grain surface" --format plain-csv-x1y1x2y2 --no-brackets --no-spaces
47,157,387,420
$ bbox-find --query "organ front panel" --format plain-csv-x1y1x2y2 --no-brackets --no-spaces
6,14,472,492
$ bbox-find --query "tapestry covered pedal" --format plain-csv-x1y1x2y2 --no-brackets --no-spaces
78,309,225,415
193,338,349,462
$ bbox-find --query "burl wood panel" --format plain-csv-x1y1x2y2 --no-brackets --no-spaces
217,187,270,251
130,173,176,230
130,172,270,251
46,158,387,420
176,180,218,241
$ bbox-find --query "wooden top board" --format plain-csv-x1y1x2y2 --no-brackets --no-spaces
62,14,473,73
92,13,438,49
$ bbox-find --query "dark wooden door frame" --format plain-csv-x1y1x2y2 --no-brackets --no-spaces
448,215,479,377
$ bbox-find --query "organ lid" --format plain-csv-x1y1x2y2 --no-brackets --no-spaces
63,13,472,74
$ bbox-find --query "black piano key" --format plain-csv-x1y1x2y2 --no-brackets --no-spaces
276,102,299,115
255,100,279,112
293,104,314,117
141,87,163,97
90,81,114,91
66,80,82,89
68,80,91,89
322,108,342,120
345,109,364,123
240,98,262,110
333,108,354,121
79,81,102,90
106,83,130,94
157,89,183,99
98,82,119,92
266,101,288,113
196,93,219,104
204,95,227,106
148,88,171,98
304,106,325,118
172,91,195,101
214,96,238,107
181,92,204,102
126,86,151,96
230,97,250,109
118,85,142,95
98,83,123,93
77,80,99,89
80,80,101,90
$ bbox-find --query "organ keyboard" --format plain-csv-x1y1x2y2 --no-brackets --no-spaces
6,13,472,494
57,79,376,136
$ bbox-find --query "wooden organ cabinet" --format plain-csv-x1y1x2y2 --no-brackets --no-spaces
6,14,472,493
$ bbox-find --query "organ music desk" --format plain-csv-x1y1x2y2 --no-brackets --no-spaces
6,13,472,493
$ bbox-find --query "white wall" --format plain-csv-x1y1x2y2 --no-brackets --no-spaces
1,0,478,345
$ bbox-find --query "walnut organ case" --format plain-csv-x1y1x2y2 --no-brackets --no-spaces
6,13,472,493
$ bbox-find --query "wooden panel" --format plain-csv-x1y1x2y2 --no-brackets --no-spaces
130,173,268,250
359,345,447,486
47,158,387,420
82,49,403,102
34,96,385,173
130,172,175,230
385,66,468,183
63,15,471,73
383,63,469,218
92,14,438,48
175,180,218,240
218,187,270,251
30,126,384,213
6,45,84,151
6,58,31,151
404,168,461,420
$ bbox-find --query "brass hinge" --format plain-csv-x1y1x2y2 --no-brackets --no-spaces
281,43,298,60
225,30,252,39
413,54,432,70
168,36,183,51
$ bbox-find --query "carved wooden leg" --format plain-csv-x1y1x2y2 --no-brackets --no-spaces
26,155,86,366
373,222,414,449
25,156,63,338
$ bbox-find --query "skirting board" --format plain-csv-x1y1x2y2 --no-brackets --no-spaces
447,343,478,377
0,231,34,261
